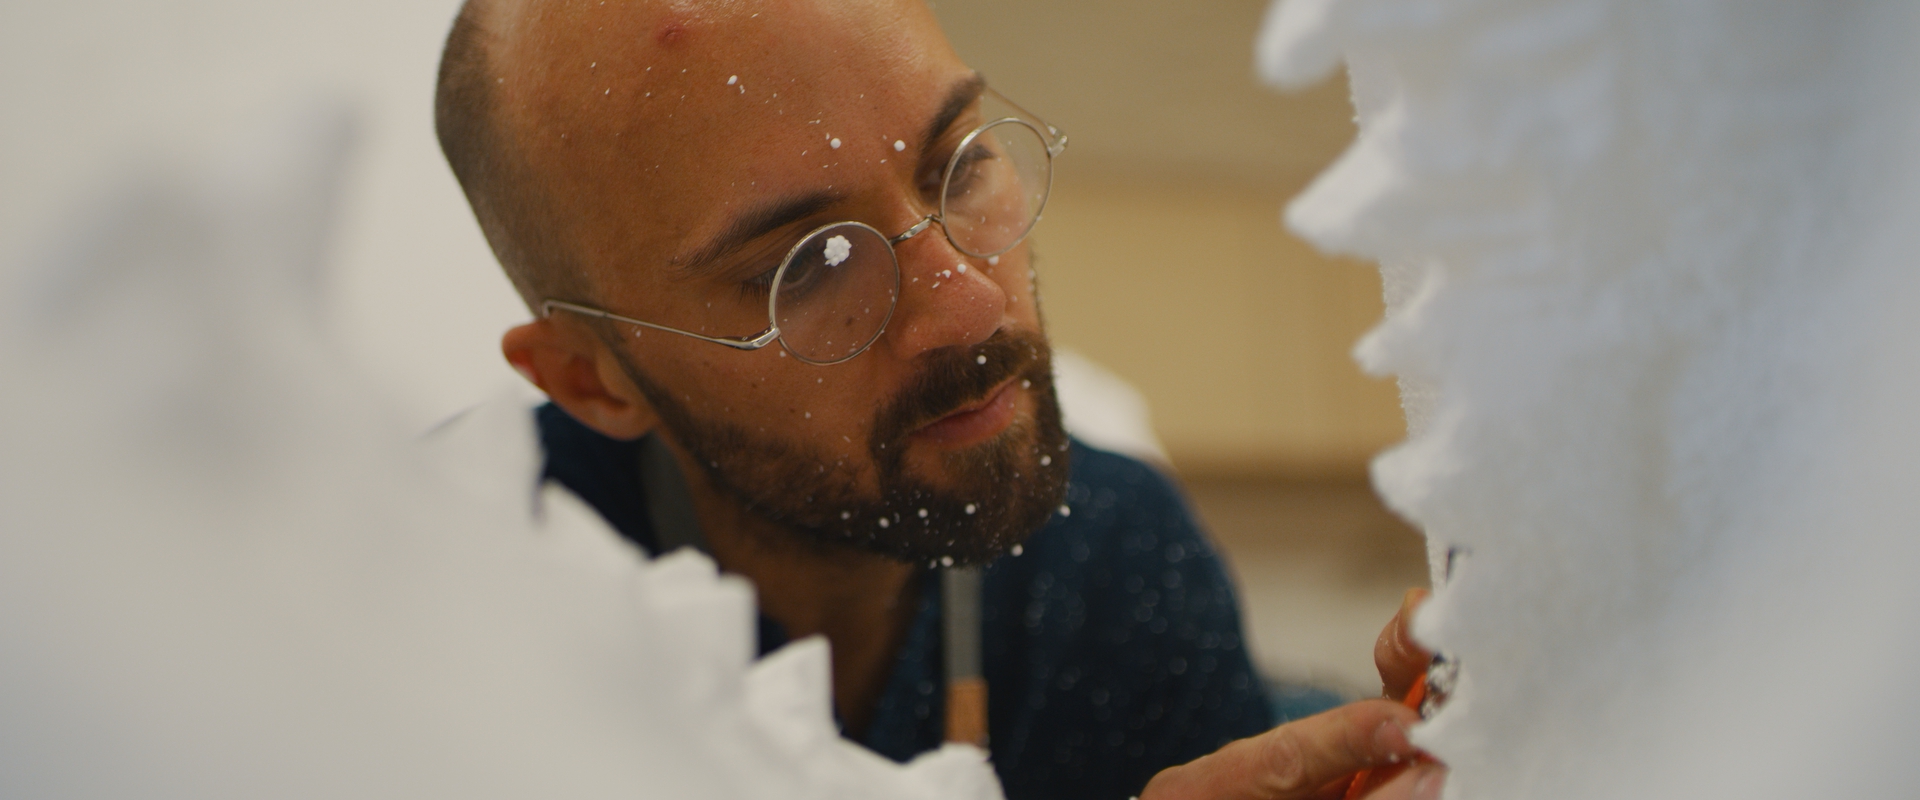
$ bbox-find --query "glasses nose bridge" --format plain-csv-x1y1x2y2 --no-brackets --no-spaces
888,212,942,246
886,213,973,280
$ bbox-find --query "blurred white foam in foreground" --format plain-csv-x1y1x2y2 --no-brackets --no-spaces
1263,0,1920,797
0,104,1000,800
1,1,529,431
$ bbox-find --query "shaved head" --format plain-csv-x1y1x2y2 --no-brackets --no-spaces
435,0,962,309
435,0,578,307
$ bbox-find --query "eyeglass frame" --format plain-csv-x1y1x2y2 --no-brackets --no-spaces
540,85,1068,366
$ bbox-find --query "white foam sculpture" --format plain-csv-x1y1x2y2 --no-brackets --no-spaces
1260,1,1920,798
0,106,1001,800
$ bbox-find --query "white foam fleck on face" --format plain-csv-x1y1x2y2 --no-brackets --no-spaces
1057,504,1071,517
803,411,811,419
1011,544,1025,556
830,138,842,149
918,508,929,518
965,503,977,515
878,518,891,529
987,256,1000,266
894,139,907,151
727,75,738,85
940,556,954,567
841,511,852,520
976,355,987,365
1040,455,1052,466
822,234,852,267
958,263,967,274
1021,379,1031,389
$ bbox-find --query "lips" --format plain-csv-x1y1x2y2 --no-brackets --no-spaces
910,379,1020,447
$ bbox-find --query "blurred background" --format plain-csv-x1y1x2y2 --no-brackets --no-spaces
1,0,1424,698
932,0,1426,698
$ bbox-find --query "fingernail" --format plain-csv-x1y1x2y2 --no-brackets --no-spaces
1411,765,1446,800
1372,719,1412,761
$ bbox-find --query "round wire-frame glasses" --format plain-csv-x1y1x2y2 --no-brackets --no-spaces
541,86,1068,366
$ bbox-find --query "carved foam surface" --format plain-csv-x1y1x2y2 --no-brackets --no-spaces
1261,1,1920,797
0,105,1001,800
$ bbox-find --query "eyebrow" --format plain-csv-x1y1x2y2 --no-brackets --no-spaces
672,73,986,277
918,73,987,165
673,189,844,277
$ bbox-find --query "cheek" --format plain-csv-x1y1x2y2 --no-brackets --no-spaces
655,345,888,444
976,247,1041,321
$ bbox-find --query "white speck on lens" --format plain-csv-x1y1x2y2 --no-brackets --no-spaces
1058,504,1071,517
878,518,891,528
1040,455,1052,466
965,503,977,515
1011,544,1024,556
1021,379,1031,389
822,234,853,266
803,411,811,418
976,355,987,365
841,511,851,519
893,139,906,151
918,508,929,518
941,556,954,567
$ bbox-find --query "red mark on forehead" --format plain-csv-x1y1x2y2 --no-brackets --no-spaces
652,2,704,47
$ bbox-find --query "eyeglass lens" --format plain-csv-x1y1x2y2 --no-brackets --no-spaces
942,119,1052,258
771,223,898,364
770,118,1052,363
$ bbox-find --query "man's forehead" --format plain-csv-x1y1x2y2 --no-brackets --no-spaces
487,0,966,278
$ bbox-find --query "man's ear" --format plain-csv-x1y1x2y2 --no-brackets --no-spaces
503,318,659,441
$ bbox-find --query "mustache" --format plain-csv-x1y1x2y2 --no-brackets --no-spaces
870,329,1051,449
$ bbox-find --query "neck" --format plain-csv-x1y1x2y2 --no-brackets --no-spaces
662,437,920,736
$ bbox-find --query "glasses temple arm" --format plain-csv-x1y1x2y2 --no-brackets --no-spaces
540,300,780,350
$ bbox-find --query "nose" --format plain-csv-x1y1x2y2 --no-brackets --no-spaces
880,223,1006,360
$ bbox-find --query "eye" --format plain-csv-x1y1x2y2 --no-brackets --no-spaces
944,140,995,195
736,252,788,299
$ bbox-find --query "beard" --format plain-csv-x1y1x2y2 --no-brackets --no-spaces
612,329,1071,566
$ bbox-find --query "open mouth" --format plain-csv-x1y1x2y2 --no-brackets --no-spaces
909,379,1021,448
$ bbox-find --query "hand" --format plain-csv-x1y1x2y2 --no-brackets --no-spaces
1138,700,1423,800
1351,761,1446,800
1375,588,1433,702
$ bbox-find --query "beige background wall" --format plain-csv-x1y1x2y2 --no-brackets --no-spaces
934,0,1404,478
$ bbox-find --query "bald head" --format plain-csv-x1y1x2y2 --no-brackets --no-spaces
435,0,580,307
434,0,968,310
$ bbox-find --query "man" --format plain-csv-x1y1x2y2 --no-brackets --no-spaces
433,1,1440,798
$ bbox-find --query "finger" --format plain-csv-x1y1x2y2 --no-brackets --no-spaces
1359,762,1446,800
1139,700,1421,800
1375,588,1433,701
